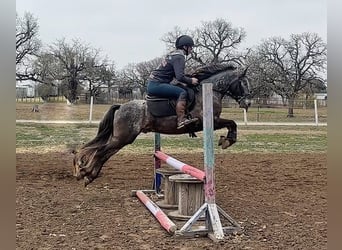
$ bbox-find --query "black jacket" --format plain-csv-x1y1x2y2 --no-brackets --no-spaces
148,49,192,85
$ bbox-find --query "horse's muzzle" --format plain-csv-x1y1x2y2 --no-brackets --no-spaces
84,176,92,187
239,98,251,111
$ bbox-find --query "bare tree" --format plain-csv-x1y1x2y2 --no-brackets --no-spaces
118,58,162,96
29,52,60,99
117,63,140,93
255,32,327,116
16,12,41,81
244,50,277,104
45,38,106,103
161,26,191,51
135,58,163,91
161,18,246,68
90,62,116,102
193,18,246,65
32,52,59,83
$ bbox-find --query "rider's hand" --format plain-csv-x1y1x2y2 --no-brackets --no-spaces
191,77,199,85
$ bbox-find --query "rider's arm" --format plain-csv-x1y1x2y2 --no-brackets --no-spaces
172,55,193,85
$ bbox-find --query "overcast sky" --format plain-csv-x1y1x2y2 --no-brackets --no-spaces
16,0,327,70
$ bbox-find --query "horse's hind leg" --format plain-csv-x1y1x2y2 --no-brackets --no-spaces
82,132,140,186
214,118,237,149
98,133,139,165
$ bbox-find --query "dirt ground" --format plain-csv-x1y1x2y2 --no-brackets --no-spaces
16,151,327,250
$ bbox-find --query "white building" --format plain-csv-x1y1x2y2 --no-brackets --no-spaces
16,81,35,98
314,93,327,100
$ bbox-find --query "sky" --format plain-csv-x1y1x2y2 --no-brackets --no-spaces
16,0,327,70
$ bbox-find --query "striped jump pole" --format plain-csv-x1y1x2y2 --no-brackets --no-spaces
154,150,205,182
136,190,177,234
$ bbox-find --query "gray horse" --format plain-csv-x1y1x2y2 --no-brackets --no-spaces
73,64,251,186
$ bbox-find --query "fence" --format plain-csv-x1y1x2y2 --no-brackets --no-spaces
221,97,327,109
16,96,327,125
16,96,67,103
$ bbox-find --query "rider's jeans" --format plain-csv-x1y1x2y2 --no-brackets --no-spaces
147,81,187,100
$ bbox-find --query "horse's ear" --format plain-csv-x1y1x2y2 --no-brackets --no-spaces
239,66,249,79
240,66,249,78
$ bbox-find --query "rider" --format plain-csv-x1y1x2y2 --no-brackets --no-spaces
147,35,199,129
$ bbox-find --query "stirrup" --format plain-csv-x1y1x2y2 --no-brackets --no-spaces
177,118,198,129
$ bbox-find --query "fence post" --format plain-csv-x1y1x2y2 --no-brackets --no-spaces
314,99,318,126
243,108,248,125
89,96,94,123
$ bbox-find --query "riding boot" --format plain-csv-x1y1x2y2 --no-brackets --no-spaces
176,100,198,129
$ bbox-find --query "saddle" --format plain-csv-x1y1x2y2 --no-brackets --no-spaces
146,85,197,117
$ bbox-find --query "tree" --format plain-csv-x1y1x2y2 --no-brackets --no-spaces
35,38,107,103
89,62,116,102
118,58,162,96
16,12,41,81
161,18,246,67
254,32,327,116
244,50,277,104
134,58,162,94
193,18,246,65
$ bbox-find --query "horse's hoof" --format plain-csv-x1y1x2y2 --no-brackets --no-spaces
218,136,225,146
221,139,231,149
84,176,91,187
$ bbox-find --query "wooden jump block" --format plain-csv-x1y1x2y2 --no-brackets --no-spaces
168,174,204,220
156,168,182,209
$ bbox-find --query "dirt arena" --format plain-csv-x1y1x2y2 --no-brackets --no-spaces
16,151,327,249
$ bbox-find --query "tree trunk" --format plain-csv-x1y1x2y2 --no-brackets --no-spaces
287,98,295,117
66,79,78,104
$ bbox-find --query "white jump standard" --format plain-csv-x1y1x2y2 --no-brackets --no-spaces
174,83,241,241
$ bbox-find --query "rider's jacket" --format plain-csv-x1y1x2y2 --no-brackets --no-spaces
148,49,192,85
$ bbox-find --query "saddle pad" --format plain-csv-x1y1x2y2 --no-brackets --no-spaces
146,96,176,117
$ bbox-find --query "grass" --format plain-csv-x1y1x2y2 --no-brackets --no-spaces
220,106,327,123
16,102,327,123
16,123,327,154
16,102,327,154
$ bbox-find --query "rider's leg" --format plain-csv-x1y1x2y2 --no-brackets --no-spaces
146,82,197,128
146,81,183,98
176,92,198,129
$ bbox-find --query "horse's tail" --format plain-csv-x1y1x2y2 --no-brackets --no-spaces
82,104,121,148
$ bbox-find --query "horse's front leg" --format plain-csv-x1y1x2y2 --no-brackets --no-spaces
214,117,237,149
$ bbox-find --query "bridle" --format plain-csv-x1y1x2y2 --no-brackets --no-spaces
212,73,249,105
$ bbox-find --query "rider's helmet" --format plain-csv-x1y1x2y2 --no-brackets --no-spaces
175,35,194,49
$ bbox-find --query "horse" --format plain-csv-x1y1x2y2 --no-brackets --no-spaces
72,64,251,186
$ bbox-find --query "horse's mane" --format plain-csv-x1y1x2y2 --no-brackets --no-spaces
187,64,237,82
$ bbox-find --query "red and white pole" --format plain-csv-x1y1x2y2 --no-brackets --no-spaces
136,190,177,234
154,150,205,182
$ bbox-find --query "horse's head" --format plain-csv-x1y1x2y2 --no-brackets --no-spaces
228,67,251,111
211,66,251,110
72,148,103,187
193,64,251,111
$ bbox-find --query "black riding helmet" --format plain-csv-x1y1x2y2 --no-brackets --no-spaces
175,35,194,49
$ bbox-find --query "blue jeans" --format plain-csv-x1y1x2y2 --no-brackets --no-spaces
147,81,187,100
